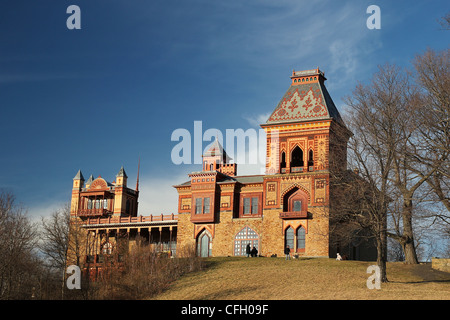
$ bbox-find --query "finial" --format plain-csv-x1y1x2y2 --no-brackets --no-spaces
136,157,140,192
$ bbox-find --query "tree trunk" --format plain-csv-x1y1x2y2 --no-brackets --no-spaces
376,229,388,282
402,237,418,264
401,204,419,264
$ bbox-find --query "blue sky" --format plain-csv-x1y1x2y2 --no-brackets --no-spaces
0,0,448,218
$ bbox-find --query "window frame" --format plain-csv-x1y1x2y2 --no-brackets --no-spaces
239,193,262,217
194,197,211,214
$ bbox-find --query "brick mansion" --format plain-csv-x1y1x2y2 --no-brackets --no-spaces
67,68,376,272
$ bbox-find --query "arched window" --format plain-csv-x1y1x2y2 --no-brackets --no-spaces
283,187,308,213
297,227,306,252
308,149,314,171
290,146,304,168
197,230,211,257
234,226,259,256
285,227,294,252
280,151,286,172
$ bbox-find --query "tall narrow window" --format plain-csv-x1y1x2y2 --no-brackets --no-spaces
251,197,258,214
308,149,314,167
243,198,251,214
195,198,202,214
203,198,210,214
197,230,211,257
280,151,286,172
297,227,306,251
285,227,294,252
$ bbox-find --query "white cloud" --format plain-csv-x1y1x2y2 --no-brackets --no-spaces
242,112,271,128
137,173,188,216
28,199,67,223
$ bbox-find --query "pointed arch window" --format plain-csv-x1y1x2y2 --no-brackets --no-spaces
234,226,259,256
285,227,294,252
285,226,306,253
308,149,314,169
280,151,286,173
197,230,211,257
297,226,306,252
290,146,304,171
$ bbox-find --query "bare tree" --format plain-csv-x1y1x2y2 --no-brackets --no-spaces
411,48,450,218
343,64,433,264
0,190,40,299
40,204,71,271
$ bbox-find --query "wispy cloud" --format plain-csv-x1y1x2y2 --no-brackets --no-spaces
242,112,271,128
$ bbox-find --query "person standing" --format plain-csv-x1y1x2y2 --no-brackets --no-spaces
284,246,291,260
246,243,251,257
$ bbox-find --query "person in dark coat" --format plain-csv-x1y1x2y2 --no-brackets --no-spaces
251,246,258,257
246,243,251,257
284,246,291,260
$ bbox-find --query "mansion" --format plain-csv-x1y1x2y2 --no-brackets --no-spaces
67,68,376,274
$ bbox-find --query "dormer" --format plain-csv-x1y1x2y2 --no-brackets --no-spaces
202,137,237,176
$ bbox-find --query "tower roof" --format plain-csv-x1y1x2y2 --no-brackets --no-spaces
264,68,344,126
203,138,232,162
86,174,94,185
73,169,84,181
116,166,128,178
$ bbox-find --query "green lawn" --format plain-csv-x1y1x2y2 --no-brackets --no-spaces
150,257,450,300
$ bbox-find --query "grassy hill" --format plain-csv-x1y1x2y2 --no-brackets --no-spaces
151,257,450,300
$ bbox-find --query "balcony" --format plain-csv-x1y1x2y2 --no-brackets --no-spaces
279,211,308,219
78,208,112,217
82,214,178,226
190,212,215,223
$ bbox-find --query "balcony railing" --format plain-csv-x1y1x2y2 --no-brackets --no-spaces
280,166,315,174
78,208,112,217
82,214,178,225
279,211,308,219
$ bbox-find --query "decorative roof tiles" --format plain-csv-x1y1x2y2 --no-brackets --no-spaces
265,69,343,126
